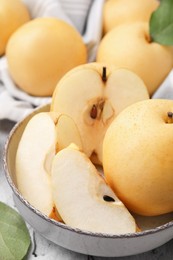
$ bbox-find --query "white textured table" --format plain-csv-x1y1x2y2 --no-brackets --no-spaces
0,119,173,260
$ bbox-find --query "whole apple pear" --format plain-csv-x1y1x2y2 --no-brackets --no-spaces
6,17,87,96
0,0,30,56
97,22,173,96
103,0,159,33
103,99,173,216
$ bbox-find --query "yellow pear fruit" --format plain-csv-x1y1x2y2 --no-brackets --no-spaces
16,111,82,219
51,145,137,234
103,99,173,216
103,0,159,34
0,0,30,56
97,22,173,96
6,17,87,97
51,62,149,165
16,112,57,217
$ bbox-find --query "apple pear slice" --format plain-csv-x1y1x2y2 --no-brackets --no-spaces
16,111,82,218
51,145,137,234
51,62,149,164
55,113,83,152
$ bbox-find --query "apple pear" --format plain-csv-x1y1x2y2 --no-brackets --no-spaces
6,17,87,96
97,22,173,95
15,111,82,219
103,99,173,216
103,0,159,34
51,62,149,165
51,145,137,234
0,0,30,56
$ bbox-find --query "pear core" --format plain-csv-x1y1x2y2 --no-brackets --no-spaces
51,62,149,164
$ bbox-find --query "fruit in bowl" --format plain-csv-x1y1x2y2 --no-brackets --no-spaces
103,99,173,216
15,111,83,220
4,104,173,257
51,144,137,234
13,63,173,234
51,62,149,164
14,62,151,235
15,109,138,234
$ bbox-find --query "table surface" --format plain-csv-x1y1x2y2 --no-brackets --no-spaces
0,119,173,260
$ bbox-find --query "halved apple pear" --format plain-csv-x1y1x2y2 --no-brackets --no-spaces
15,111,82,219
51,62,149,164
51,145,137,234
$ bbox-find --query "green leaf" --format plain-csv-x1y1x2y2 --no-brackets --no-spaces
150,0,173,45
0,202,31,260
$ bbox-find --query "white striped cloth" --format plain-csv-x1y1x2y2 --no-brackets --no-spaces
152,70,173,100
0,0,104,122
23,0,91,35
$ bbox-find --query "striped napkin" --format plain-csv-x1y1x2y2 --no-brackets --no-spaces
0,0,104,122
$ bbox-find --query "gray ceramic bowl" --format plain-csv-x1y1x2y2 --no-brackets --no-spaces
3,105,173,257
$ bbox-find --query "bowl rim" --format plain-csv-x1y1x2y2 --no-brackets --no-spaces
3,105,173,239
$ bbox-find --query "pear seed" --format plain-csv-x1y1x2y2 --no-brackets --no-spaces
90,104,97,119
103,195,115,202
167,111,173,118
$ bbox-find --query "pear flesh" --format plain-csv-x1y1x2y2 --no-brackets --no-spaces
16,112,83,217
51,145,137,234
16,112,56,216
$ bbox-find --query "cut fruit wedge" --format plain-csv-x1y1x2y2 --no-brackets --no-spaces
16,111,83,218
51,145,137,234
55,114,83,152
16,112,56,216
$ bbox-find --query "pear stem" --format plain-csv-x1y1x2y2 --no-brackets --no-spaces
167,111,173,123
102,67,107,82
